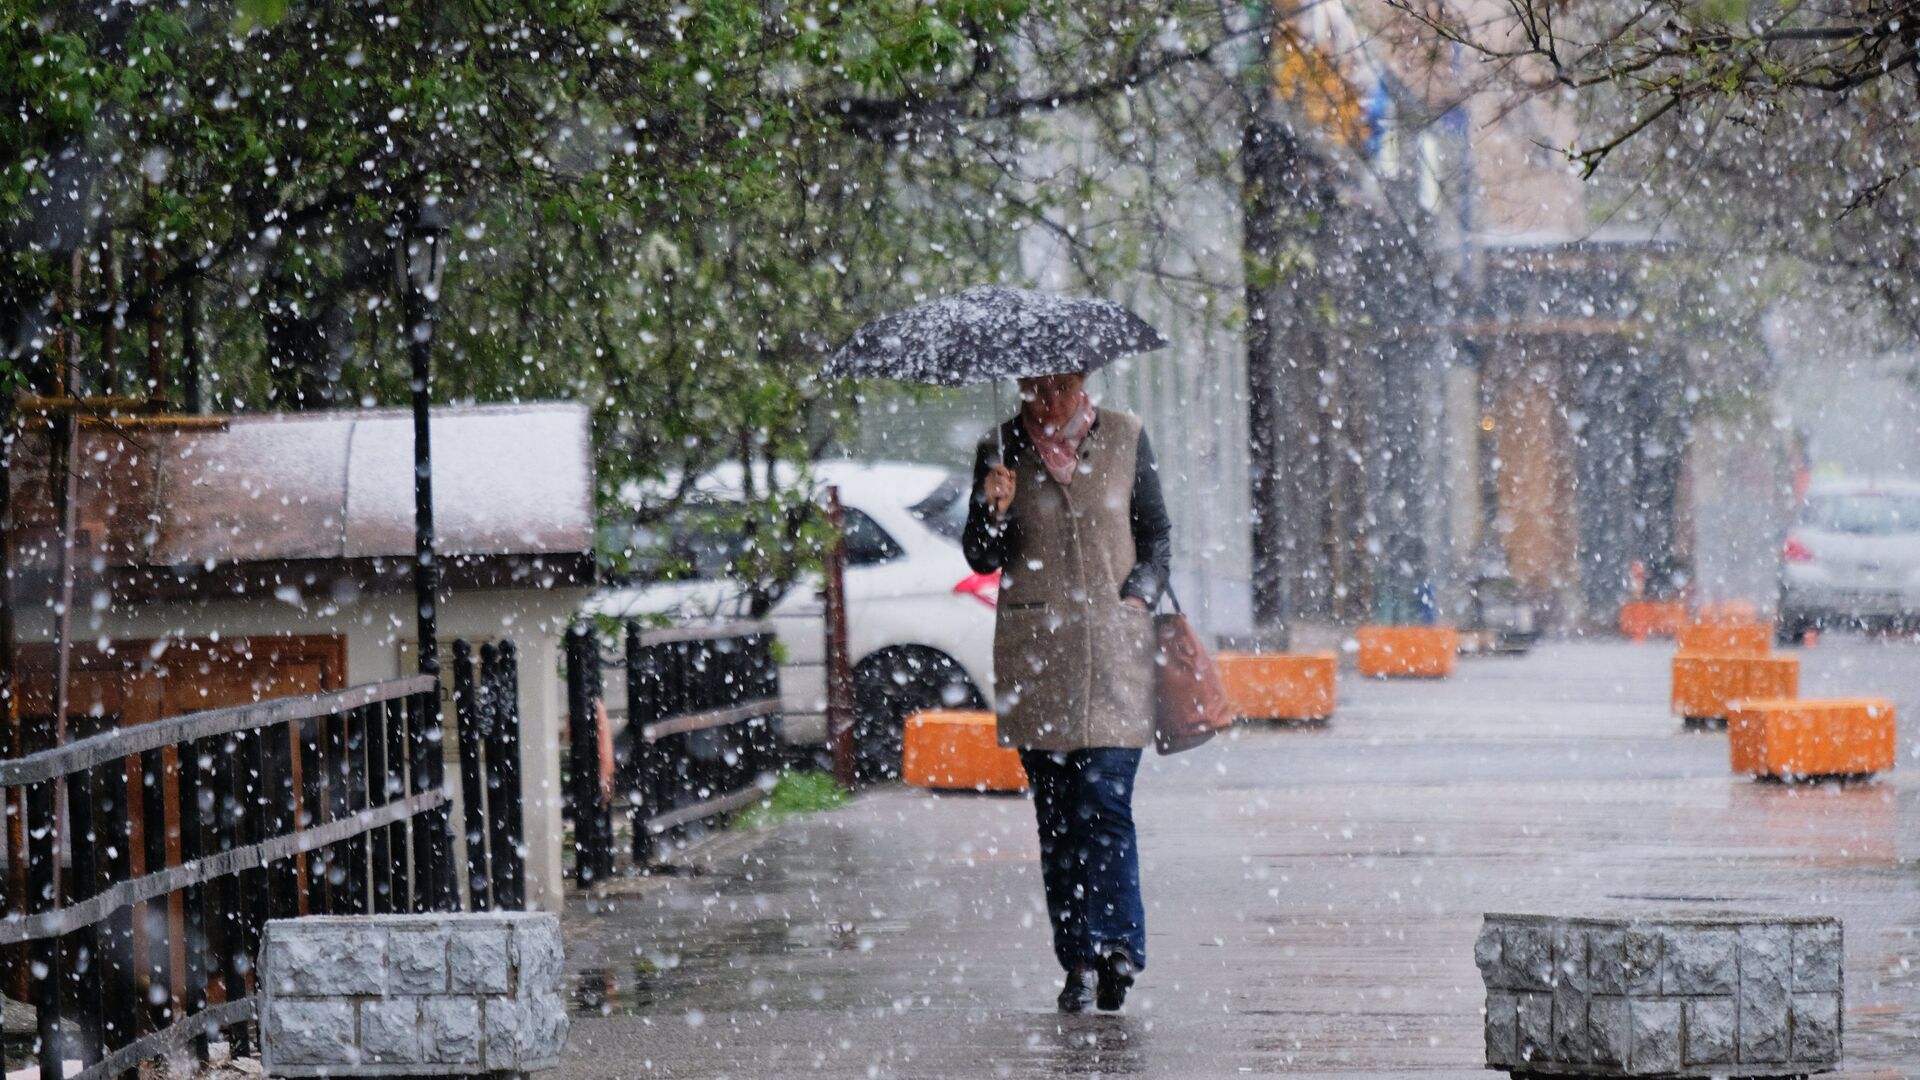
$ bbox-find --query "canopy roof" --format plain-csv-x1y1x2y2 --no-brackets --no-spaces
10,402,594,596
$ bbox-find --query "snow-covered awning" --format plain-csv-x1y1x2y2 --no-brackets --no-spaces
10,402,595,596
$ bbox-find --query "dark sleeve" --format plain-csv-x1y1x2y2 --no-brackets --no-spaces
1121,429,1172,605
962,437,1011,574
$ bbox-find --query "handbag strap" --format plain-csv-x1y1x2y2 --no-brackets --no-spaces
1158,582,1183,615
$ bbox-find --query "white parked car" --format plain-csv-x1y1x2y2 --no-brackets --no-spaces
591,460,998,779
1778,478,1920,642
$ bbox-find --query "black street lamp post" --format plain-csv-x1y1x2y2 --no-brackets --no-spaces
399,202,460,911
401,204,450,678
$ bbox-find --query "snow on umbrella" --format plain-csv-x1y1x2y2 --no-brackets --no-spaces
822,285,1168,386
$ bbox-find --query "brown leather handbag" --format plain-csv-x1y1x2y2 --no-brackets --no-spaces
1152,588,1231,755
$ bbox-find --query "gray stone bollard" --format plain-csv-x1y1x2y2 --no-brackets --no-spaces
1476,913,1841,1077
260,912,568,1078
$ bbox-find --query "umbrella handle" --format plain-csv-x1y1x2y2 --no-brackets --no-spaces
993,382,1005,466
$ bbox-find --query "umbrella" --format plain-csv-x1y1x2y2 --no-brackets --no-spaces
823,285,1167,386
823,285,1168,461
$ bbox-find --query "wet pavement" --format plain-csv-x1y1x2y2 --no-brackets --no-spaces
559,640,1920,1078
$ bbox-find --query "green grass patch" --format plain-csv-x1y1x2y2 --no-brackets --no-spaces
734,769,849,830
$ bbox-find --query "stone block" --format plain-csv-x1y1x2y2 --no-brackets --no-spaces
515,920,566,993
1551,987,1589,1063
1628,999,1682,1073
421,997,483,1064
1587,997,1629,1067
485,995,570,1070
1662,928,1737,995
1683,998,1736,1066
1475,925,1505,988
1506,926,1554,991
1792,993,1841,1062
266,925,388,996
1485,991,1519,1066
259,912,568,1077
449,927,512,994
1516,992,1552,1062
1739,925,1793,1063
265,1000,356,1066
1478,913,1842,1076
360,999,422,1065
1793,923,1844,992
1740,992,1791,1064
1589,928,1662,995
1551,926,1588,991
389,927,451,995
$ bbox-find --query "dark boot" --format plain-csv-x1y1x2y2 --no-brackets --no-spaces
1095,949,1136,1011
1057,966,1097,1013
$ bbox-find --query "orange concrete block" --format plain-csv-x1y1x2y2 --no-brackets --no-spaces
901,711,1027,792
1695,599,1761,624
1728,698,1896,780
1355,626,1459,679
1675,621,1772,657
1619,600,1687,640
1217,651,1337,721
1671,654,1799,722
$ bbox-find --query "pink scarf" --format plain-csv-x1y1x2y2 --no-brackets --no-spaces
1022,393,1096,485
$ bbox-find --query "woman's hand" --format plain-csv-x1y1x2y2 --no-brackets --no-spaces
1122,596,1149,611
985,464,1017,518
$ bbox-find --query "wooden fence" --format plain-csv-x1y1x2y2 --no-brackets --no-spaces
565,621,782,883
1,640,525,1080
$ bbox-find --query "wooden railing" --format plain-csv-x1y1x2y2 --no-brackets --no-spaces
566,621,782,884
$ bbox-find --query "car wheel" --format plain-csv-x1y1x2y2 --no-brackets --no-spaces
851,649,985,783
1776,614,1812,646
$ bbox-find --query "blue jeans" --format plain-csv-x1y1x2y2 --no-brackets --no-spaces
1019,748,1146,972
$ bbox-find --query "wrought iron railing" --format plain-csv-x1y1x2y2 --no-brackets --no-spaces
451,640,526,911
1,639,527,1080
565,621,782,884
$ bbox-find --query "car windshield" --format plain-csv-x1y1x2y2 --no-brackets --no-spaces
909,475,970,542
1801,493,1920,536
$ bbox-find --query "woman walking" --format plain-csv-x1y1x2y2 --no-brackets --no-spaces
962,370,1172,1013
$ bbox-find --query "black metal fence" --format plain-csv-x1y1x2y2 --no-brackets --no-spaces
452,640,526,911
566,621,782,884
1,640,526,1080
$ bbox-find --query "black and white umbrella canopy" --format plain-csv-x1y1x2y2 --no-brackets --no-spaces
823,285,1168,386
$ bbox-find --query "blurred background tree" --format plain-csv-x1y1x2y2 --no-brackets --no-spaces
3,0,1239,591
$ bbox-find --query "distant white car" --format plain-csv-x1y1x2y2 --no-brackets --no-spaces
591,460,998,779
1778,478,1920,642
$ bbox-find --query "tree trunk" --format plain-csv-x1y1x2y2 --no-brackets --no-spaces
265,295,345,410
1243,84,1342,632
1242,114,1290,636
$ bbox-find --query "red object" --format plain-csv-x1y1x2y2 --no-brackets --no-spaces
952,570,1001,609
1782,535,1815,563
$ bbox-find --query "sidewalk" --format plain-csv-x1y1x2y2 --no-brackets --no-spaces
559,642,1920,1078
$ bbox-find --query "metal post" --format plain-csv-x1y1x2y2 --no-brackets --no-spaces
623,623,654,866
453,640,490,910
564,628,607,886
487,642,526,909
403,205,449,679
823,486,857,788
408,285,439,679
